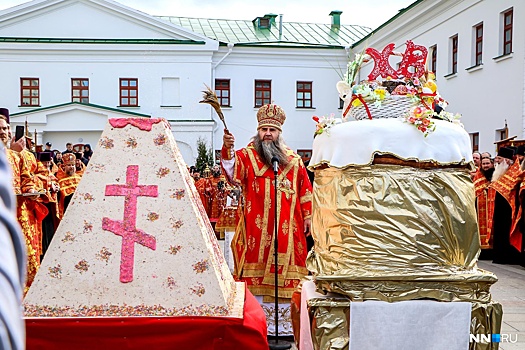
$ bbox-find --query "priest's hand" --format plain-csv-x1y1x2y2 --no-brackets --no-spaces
51,182,60,193
304,218,311,237
223,129,235,149
10,137,26,152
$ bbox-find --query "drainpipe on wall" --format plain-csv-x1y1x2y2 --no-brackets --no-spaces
211,43,234,160
279,14,283,41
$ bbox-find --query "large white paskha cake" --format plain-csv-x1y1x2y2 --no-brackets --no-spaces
24,118,244,318
309,117,473,168
298,41,501,350
306,41,496,303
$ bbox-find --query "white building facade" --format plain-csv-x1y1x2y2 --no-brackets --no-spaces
0,0,370,164
350,0,524,155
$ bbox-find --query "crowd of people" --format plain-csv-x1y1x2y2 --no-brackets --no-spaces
188,163,241,237
4,100,525,340
472,146,525,265
0,107,91,295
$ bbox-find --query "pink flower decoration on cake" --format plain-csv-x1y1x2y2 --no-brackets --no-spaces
154,134,167,146
92,164,106,173
99,136,114,149
166,277,177,290
96,247,112,263
126,137,138,149
83,220,93,233
171,218,184,230
192,259,210,274
48,264,62,279
62,231,75,243
75,259,90,273
147,212,160,221
170,189,185,200
190,283,205,297
167,245,182,255
156,167,170,178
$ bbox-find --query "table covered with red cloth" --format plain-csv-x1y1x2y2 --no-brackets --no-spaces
25,286,268,350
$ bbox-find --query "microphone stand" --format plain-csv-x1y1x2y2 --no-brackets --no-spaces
268,157,291,350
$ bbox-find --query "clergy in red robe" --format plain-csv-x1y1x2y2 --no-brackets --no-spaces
473,168,494,249
221,103,312,335
58,153,82,216
36,152,61,257
0,115,45,293
490,147,524,264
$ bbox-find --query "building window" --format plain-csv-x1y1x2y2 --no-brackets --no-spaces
497,128,508,141
161,77,180,106
20,78,40,106
470,132,479,152
255,80,271,107
72,78,89,103
297,149,312,163
296,81,312,108
119,78,138,106
215,79,230,106
503,9,513,55
430,45,437,75
451,35,458,74
474,23,483,65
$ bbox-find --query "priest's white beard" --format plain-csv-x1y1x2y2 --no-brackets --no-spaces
492,161,510,182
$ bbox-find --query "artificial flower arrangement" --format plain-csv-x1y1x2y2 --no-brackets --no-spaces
340,41,451,116
347,71,442,111
312,114,341,136
403,106,436,137
403,106,463,137
324,41,463,136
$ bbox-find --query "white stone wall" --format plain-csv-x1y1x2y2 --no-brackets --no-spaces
352,0,524,154
0,0,351,164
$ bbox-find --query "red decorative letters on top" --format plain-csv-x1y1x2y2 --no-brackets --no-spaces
365,43,399,80
365,41,429,80
102,165,158,283
397,40,428,79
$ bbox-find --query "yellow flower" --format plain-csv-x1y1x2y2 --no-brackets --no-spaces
352,98,362,107
424,80,437,93
374,88,386,100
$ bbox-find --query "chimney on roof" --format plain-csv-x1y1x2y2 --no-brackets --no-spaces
265,14,278,26
253,13,278,30
329,10,343,30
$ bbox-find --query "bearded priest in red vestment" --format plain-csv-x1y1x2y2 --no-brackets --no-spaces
221,103,312,336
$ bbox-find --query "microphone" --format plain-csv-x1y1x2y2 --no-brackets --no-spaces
271,156,279,173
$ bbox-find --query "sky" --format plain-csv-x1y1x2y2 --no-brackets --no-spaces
0,0,416,29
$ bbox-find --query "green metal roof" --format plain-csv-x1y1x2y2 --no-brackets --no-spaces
156,16,371,48
11,102,151,118
0,37,204,45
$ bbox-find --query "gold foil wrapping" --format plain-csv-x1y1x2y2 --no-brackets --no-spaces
307,165,498,301
291,293,502,350
295,163,502,349
470,302,503,350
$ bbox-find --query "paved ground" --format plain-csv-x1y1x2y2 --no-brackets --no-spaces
478,260,525,350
